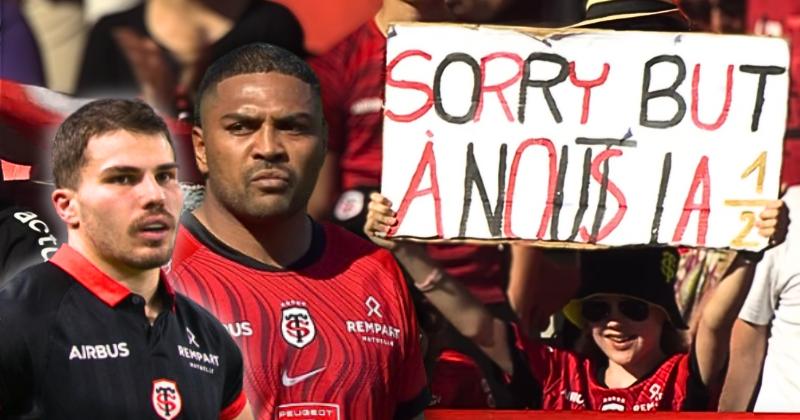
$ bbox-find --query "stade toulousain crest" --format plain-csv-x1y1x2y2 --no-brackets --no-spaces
151,379,182,420
281,301,317,349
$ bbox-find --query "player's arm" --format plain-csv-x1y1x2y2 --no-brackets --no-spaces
694,200,785,387
366,193,513,374
718,318,768,411
719,246,779,411
507,245,579,337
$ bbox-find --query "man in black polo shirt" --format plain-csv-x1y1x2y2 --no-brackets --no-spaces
0,98,253,419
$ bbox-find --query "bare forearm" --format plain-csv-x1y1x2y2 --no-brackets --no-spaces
700,256,756,333
696,255,757,385
718,319,768,411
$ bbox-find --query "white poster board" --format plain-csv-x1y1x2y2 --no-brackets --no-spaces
381,24,790,251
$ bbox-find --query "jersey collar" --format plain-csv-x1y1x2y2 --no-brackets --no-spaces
50,244,175,309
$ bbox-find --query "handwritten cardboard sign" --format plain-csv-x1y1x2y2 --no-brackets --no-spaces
381,24,790,250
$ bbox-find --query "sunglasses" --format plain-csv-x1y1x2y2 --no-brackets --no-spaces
581,298,651,323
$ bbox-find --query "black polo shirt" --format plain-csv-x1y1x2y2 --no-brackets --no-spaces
0,245,246,419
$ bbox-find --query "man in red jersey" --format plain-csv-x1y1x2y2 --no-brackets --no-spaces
168,43,428,420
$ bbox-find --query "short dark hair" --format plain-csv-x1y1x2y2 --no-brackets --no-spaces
52,98,173,188
193,43,321,126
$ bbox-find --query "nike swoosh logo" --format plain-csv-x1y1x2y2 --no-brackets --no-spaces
281,366,326,387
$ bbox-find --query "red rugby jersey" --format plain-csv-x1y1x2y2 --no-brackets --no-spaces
429,349,496,409
522,340,711,411
168,215,429,419
308,20,386,191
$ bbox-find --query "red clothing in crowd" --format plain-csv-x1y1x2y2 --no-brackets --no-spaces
308,20,385,191
523,341,711,411
429,349,497,409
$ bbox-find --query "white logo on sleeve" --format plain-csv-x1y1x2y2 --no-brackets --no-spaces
281,366,326,387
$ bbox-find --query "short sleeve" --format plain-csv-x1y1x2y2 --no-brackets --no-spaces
219,326,246,420
739,246,781,326
388,257,430,419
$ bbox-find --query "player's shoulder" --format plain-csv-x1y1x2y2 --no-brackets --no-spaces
319,222,401,280
0,262,74,323
1,262,72,300
172,220,213,269
321,221,395,262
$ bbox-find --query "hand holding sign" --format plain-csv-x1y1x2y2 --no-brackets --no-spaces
364,192,399,250
755,199,788,248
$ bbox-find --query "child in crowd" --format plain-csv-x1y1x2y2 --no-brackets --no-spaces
365,192,785,410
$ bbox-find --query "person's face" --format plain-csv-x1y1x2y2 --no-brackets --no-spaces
584,294,666,370
194,72,325,223
54,130,181,270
